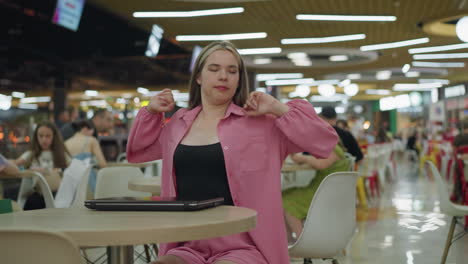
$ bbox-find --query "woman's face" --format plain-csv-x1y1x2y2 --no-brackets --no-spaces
37,126,53,150
197,49,240,106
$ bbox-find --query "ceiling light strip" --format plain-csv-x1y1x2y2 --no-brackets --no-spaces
238,47,281,55
296,14,397,22
412,61,465,68
413,53,468,60
393,83,443,91
256,73,304,81
266,78,315,86
133,7,244,18
408,43,468,54
360,37,429,51
281,34,366,44
176,32,267,41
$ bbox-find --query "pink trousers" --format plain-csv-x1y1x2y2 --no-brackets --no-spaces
165,232,268,264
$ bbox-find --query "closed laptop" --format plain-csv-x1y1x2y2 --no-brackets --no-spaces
85,197,224,211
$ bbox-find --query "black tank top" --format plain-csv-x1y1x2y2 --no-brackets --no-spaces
173,143,234,205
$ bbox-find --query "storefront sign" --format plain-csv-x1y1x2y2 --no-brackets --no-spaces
429,101,445,121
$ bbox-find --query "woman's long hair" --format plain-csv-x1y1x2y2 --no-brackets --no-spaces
26,121,70,169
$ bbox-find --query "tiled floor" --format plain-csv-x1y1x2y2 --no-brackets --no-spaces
86,159,468,264
290,159,468,264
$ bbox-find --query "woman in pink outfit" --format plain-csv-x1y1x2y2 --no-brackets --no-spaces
127,41,338,264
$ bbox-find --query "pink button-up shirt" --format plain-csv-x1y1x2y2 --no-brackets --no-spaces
127,99,338,264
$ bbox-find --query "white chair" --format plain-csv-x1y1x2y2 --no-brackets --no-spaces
70,165,92,208
116,152,127,162
143,160,163,178
425,161,468,264
95,167,157,261
0,229,82,264
95,167,151,199
17,171,55,209
288,172,358,263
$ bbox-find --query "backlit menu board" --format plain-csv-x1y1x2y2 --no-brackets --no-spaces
52,0,85,31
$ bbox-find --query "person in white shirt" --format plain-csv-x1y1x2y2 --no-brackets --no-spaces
15,121,71,209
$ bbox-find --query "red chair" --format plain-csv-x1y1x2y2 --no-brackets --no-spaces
454,145,468,227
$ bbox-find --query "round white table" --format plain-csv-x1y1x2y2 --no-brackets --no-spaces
0,206,256,264
128,177,161,196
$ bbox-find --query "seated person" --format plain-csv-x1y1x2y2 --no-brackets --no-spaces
65,119,107,194
282,142,349,240
15,122,71,210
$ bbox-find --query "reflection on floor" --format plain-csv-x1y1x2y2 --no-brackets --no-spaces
291,159,468,264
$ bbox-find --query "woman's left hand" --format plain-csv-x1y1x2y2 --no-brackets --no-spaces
243,92,289,117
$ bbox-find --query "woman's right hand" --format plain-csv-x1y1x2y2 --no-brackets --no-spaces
147,88,175,113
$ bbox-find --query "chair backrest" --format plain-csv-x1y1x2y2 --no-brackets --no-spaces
70,165,92,208
143,160,163,178
116,152,127,162
425,161,465,217
95,167,151,199
288,172,358,258
0,229,82,264
17,171,55,209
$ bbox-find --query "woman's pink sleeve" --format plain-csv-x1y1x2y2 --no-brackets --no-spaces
275,100,338,158
126,108,165,163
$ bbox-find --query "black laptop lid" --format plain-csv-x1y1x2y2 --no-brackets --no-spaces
84,197,225,211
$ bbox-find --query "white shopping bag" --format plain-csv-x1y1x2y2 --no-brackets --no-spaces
55,158,91,208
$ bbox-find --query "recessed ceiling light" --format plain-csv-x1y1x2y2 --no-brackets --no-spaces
360,38,429,51
344,83,359,96
317,84,336,97
376,70,392,80
402,64,411,73
137,87,149,94
133,7,244,18
253,58,272,64
411,61,465,68
295,84,311,98
281,34,366,44
456,16,468,42
296,14,397,22
413,53,468,60
85,90,98,97
408,43,468,54
329,55,349,62
176,32,267,41
293,60,313,67
287,52,308,59
405,71,420,78
347,73,361,80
